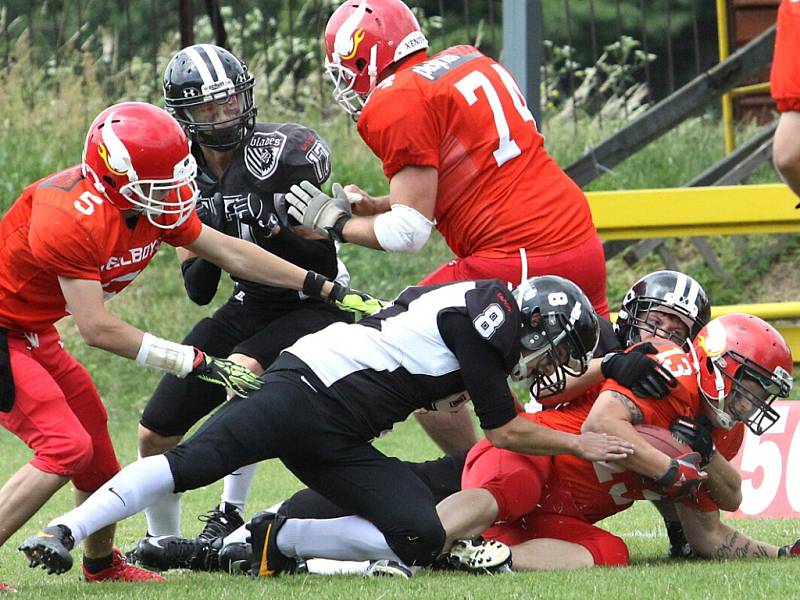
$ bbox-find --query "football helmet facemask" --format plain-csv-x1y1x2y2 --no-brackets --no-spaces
693,313,793,435
163,44,257,150
324,0,429,119
81,102,198,229
511,275,600,400
616,270,710,350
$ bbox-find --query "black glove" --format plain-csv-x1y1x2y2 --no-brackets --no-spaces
600,342,678,399
664,519,694,559
231,193,280,237
778,539,800,557
188,349,263,398
196,192,226,231
302,271,386,318
670,417,716,466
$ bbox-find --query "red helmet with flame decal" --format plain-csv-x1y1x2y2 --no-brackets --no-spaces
324,0,428,118
81,102,198,229
693,313,793,435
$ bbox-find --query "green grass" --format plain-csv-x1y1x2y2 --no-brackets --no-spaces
2,48,800,597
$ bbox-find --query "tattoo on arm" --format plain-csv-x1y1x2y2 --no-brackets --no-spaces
608,390,644,425
714,530,772,559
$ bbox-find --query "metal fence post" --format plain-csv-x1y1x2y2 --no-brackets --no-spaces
502,0,543,126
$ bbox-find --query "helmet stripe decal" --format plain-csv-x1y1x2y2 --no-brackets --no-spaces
199,43,228,82
100,113,136,180
685,277,700,308
184,46,216,86
672,272,687,304
334,0,369,59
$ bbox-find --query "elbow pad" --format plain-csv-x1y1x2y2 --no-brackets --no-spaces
181,257,220,306
373,204,433,253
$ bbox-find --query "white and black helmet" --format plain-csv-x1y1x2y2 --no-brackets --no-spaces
511,275,600,399
163,44,257,150
615,270,710,349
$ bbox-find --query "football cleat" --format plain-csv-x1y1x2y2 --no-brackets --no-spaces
218,542,252,575
83,549,164,583
246,511,298,577
436,537,512,575
18,524,75,575
127,535,219,572
365,559,414,579
197,502,245,545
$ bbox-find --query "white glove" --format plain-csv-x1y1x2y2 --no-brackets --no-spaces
286,181,352,240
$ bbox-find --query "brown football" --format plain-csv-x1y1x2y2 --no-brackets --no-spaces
633,424,690,458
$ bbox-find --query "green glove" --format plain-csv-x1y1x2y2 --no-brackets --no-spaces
189,349,263,398
329,283,387,317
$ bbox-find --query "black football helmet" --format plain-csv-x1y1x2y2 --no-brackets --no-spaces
615,270,710,350
163,44,257,150
511,275,600,399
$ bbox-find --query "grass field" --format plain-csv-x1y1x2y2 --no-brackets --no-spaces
2,49,800,597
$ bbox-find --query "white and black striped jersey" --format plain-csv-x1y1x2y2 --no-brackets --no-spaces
183,122,340,305
275,280,521,439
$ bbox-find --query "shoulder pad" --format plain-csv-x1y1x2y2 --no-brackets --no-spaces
243,123,331,185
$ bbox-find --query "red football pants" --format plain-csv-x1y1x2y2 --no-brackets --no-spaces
461,438,629,567
419,234,609,318
0,327,121,492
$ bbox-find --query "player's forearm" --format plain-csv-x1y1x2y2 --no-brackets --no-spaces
340,215,385,250
582,416,671,478
546,358,605,405
694,521,777,559
76,314,144,359
487,415,586,456
702,452,742,512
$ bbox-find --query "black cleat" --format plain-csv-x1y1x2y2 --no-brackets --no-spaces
197,502,245,545
218,542,252,575
18,525,75,575
128,535,220,572
245,511,297,577
434,537,512,575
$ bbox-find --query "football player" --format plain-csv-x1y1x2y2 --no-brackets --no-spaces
18,276,635,578
284,0,610,454
771,0,800,199
136,43,357,549
435,313,795,570
0,102,376,584
126,269,709,574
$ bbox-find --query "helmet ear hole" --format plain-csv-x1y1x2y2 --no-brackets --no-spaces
103,175,117,189
355,58,368,72
704,357,715,376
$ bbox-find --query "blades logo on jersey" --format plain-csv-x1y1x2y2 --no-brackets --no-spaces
245,131,288,181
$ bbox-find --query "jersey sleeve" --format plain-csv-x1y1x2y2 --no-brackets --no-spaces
461,280,520,372
599,344,698,428
357,82,441,179
713,423,745,461
438,311,518,430
161,209,203,247
260,123,332,190
28,204,102,280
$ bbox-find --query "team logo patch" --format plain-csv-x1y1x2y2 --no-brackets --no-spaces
244,131,287,181
305,140,331,182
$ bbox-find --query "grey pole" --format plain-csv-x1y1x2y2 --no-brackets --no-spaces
502,0,544,126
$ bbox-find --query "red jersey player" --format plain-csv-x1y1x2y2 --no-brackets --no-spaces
771,0,800,198
439,314,795,570
0,101,377,585
286,0,607,453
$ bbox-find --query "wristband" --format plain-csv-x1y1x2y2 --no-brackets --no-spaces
329,214,349,243
136,332,195,377
302,270,328,300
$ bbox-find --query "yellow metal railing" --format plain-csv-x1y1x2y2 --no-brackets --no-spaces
591,184,800,361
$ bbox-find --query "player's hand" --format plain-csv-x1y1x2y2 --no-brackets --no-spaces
574,431,635,462
232,193,281,237
778,539,800,557
343,184,381,216
196,192,226,231
600,342,678,399
653,451,708,499
327,282,387,317
669,417,716,466
286,181,352,241
188,349,263,398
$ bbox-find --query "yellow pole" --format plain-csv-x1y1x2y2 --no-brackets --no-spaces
717,0,735,154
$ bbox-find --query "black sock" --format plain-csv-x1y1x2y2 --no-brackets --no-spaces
83,552,114,574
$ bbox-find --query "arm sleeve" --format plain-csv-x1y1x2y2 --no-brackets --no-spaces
439,311,518,431
180,256,222,306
